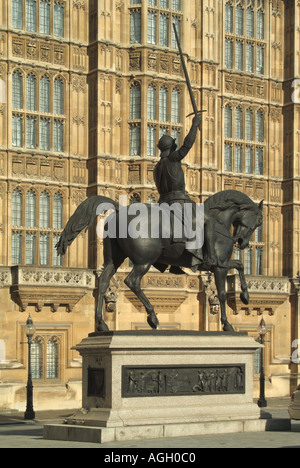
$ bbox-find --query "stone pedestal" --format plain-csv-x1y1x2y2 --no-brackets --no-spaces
44,331,271,444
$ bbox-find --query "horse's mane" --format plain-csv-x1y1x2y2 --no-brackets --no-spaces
204,190,258,212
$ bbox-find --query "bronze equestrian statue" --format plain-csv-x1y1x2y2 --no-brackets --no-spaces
56,184,263,333
56,26,263,333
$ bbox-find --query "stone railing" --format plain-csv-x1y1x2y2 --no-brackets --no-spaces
10,266,95,313
227,274,290,315
12,266,95,289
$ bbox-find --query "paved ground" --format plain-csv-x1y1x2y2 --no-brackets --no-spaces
0,399,299,449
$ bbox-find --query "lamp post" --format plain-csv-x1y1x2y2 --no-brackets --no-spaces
24,315,36,420
257,318,268,408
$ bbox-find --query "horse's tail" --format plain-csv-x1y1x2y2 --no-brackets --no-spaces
56,195,119,256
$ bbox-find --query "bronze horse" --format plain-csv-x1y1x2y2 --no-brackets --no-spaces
56,190,263,333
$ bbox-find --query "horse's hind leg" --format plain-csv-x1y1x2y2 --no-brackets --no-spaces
124,263,159,330
214,267,235,333
96,239,125,332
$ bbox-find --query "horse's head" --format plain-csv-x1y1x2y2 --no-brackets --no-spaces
233,200,263,250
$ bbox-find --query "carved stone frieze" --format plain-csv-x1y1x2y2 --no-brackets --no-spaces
224,73,267,101
11,154,67,182
122,365,245,398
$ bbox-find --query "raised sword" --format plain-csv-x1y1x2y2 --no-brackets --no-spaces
172,22,206,129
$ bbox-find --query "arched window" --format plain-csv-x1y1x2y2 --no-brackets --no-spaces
171,16,180,49
236,5,244,35
129,125,141,156
25,233,36,265
12,189,22,226
224,105,232,138
12,115,23,147
160,14,169,47
147,11,157,45
26,74,37,111
246,6,254,38
147,125,157,156
235,144,243,173
256,147,263,175
246,43,254,72
257,9,264,40
40,191,50,228
130,10,141,44
159,87,168,122
40,76,50,113
40,0,50,35
130,84,141,120
47,337,59,379
172,0,181,11
26,0,37,32
171,89,180,124
54,78,64,115
12,0,23,29
40,117,50,150
39,234,49,265
54,2,64,37
245,109,253,141
236,40,244,71
26,190,36,227
256,110,264,142
235,107,243,140
225,143,233,172
147,85,156,120
31,337,43,380
53,193,63,229
54,120,63,152
225,38,233,69
12,189,23,265
12,233,22,265
12,71,23,109
225,2,233,33
244,247,253,274
31,335,60,380
26,116,37,149
245,146,253,173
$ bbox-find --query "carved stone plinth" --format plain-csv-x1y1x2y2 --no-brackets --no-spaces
43,330,285,444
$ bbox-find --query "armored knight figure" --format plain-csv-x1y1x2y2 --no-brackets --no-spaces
153,114,218,273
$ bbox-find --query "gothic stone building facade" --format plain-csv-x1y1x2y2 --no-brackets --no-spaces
0,0,299,411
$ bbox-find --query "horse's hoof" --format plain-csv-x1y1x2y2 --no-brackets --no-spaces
147,313,159,330
96,320,110,333
240,292,249,305
223,321,235,333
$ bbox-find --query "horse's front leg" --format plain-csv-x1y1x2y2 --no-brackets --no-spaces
214,267,235,333
228,260,249,305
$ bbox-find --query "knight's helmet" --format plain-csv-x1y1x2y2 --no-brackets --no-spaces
157,135,176,158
